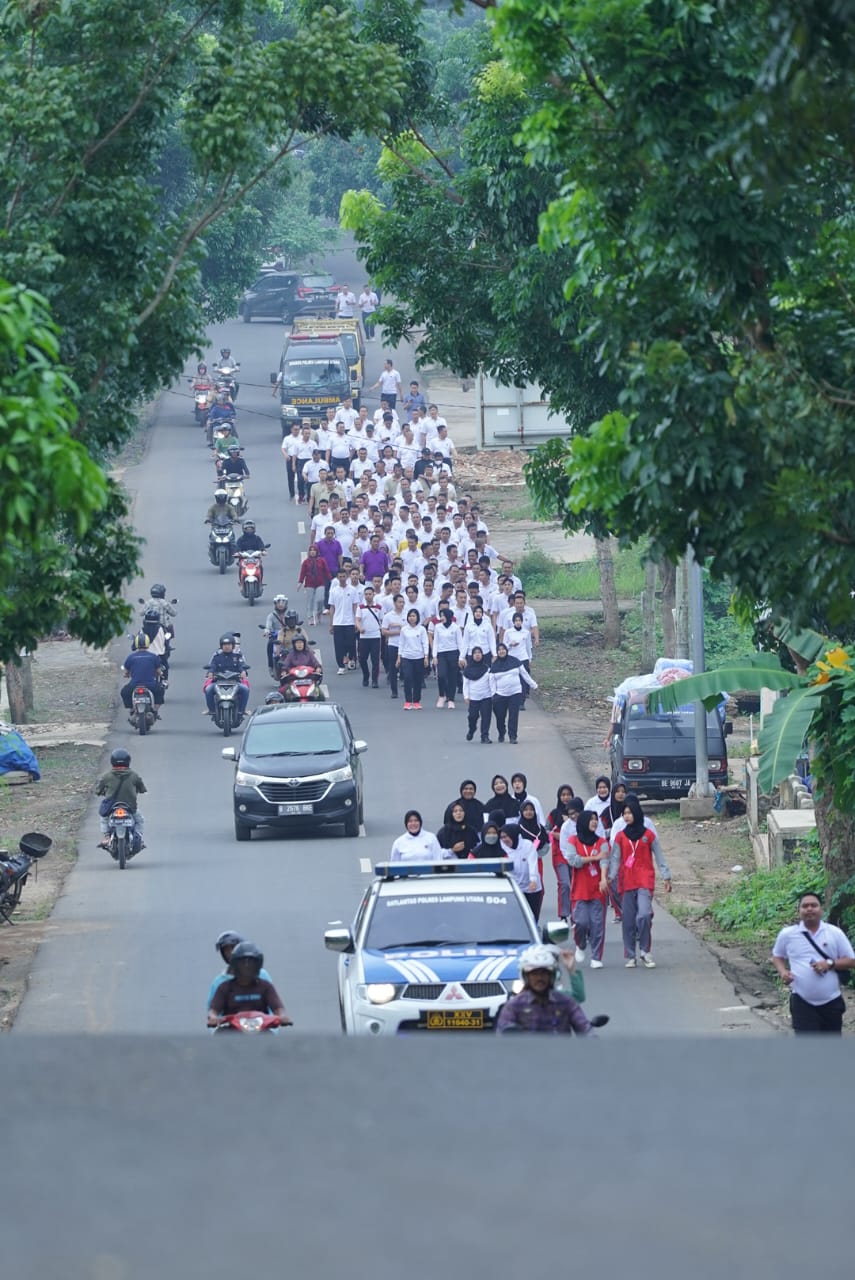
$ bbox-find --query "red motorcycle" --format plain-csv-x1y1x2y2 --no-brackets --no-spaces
236,550,267,605
213,1012,290,1034
189,378,214,425
279,663,324,702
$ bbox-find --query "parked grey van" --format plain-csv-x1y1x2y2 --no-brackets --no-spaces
609,696,730,799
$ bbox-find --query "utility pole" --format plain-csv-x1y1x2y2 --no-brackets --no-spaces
688,547,713,798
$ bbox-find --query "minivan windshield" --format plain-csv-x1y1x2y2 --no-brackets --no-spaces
243,719,344,756
364,888,531,950
281,359,346,388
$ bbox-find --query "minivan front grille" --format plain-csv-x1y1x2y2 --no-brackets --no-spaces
258,780,330,804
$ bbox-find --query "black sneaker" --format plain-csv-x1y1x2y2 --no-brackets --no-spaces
466,729,474,741
481,737,491,744
509,736,518,744
498,734,505,743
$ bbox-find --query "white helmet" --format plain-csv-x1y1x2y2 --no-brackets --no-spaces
518,944,560,976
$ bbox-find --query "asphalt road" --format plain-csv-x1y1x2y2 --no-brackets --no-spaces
15,253,772,1037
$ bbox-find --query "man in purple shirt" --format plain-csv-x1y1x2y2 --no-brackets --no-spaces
360,533,391,581
316,527,343,612
496,945,593,1034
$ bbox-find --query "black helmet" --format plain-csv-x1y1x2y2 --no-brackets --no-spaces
150,584,166,599
265,691,285,705
242,520,256,532
230,941,263,974
110,749,131,768
219,633,236,648
132,632,150,651
292,634,307,647
215,930,243,959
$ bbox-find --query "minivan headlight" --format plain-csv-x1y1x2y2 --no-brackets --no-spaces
235,770,260,786
327,765,353,784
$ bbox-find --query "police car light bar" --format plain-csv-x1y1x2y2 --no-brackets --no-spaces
289,333,339,341
374,859,512,879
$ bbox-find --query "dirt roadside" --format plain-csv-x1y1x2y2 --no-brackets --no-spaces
460,450,792,1031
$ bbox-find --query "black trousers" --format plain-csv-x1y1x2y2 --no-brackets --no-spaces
332,625,356,668
286,459,296,497
790,992,845,1034
492,692,521,740
436,649,459,700
359,637,380,684
400,657,425,703
468,697,492,740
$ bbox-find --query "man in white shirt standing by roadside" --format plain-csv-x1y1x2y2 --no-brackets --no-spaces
336,283,357,319
359,282,379,339
772,891,855,1034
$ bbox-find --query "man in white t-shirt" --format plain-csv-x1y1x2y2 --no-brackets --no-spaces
370,360,403,409
335,396,360,431
336,285,357,319
280,422,301,501
772,891,855,1034
359,283,379,339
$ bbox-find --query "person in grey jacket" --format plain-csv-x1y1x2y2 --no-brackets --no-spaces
488,643,537,744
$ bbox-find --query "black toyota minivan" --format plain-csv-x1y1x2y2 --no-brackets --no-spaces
609,697,731,799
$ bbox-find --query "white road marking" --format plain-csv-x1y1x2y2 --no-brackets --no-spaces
359,856,372,872
297,521,306,535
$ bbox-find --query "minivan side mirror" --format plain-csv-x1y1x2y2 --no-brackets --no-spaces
221,747,236,761
324,927,354,953
270,372,277,384
353,740,368,754
351,370,358,381
543,920,569,944
724,720,733,736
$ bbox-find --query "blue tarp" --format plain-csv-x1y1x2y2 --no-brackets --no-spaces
0,729,40,780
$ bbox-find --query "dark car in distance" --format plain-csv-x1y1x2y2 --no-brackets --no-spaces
223,702,367,840
239,271,335,323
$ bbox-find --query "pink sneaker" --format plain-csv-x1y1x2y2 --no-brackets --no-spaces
403,702,413,710
412,702,422,710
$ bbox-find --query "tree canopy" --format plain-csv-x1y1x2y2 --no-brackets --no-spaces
0,0,404,655
491,0,855,630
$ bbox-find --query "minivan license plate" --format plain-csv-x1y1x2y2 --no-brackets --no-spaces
278,802,313,815
665,778,692,789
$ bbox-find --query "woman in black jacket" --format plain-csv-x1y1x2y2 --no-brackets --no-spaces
442,779,483,832
485,773,520,827
436,801,480,859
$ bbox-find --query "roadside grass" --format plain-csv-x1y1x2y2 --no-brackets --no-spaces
518,545,645,599
706,839,824,947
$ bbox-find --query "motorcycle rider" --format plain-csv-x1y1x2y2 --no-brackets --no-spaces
496,945,595,1034
207,931,271,1008
120,633,165,712
96,748,146,850
263,594,291,677
207,389,236,431
141,583,177,630
207,942,292,1028
212,421,240,455
279,632,323,682
218,443,250,486
203,633,250,719
215,348,239,398
235,520,267,554
205,488,233,526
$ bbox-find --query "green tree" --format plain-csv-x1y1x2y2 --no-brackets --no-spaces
492,0,855,633
0,0,404,651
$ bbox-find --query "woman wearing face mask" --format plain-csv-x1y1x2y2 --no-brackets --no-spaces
436,801,480,859
488,643,537,744
462,646,493,743
566,810,610,969
472,819,502,858
430,606,464,709
485,773,521,827
390,809,449,862
499,825,542,919
608,795,672,968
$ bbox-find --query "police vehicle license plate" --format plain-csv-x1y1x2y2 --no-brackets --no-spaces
424,1010,485,1030
278,803,314,815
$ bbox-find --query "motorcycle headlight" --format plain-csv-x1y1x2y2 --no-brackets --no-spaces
327,765,353,784
361,984,402,1005
235,770,260,787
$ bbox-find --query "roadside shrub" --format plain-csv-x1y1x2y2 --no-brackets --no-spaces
709,836,825,944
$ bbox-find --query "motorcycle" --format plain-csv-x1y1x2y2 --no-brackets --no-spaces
129,683,158,735
213,360,240,399
280,663,324,703
137,598,178,674
189,378,214,424
0,832,51,923
237,549,267,605
207,407,237,449
260,613,305,679
105,803,142,870
222,474,248,518
213,1012,288,1034
208,518,236,573
207,669,249,737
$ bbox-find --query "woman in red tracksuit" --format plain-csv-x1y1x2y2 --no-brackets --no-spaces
566,810,610,968
553,795,584,921
608,796,672,969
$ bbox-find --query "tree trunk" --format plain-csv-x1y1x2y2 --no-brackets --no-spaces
640,560,657,672
659,560,676,656
4,660,28,724
19,652,33,711
596,536,621,648
674,556,690,658
813,787,855,921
